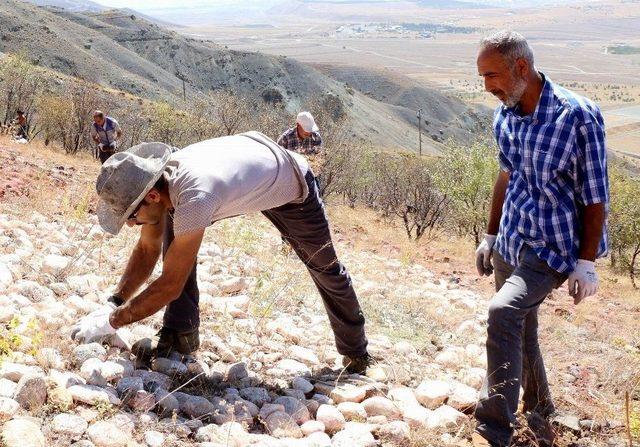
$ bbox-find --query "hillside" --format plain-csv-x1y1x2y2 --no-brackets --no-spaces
0,0,487,153
0,135,635,447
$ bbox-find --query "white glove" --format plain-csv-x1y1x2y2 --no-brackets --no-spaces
71,303,117,343
475,234,497,276
568,260,598,305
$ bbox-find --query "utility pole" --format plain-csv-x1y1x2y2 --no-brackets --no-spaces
176,71,186,102
417,108,422,156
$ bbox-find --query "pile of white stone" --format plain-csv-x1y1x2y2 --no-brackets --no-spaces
0,212,490,447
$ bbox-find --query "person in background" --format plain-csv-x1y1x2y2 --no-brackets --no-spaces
91,110,122,164
13,110,28,140
277,111,322,156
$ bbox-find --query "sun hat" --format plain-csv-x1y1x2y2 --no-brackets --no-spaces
96,142,172,235
296,111,319,133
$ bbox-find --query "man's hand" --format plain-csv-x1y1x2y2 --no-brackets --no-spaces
476,234,497,276
98,143,105,150
71,303,117,343
568,260,598,305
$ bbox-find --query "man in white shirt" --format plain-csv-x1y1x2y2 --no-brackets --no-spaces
73,132,372,374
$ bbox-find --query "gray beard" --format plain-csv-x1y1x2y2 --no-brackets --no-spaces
503,77,527,108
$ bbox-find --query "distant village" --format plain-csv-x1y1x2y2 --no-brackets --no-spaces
333,22,477,39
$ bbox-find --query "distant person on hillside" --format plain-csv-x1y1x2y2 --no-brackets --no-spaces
91,110,122,164
72,131,374,375
13,110,28,140
277,111,323,155
472,31,608,447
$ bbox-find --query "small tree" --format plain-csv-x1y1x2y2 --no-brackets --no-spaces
377,154,449,240
608,165,640,288
434,139,498,244
0,53,44,136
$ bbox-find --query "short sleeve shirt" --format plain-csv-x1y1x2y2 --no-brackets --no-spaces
165,132,309,236
494,73,609,273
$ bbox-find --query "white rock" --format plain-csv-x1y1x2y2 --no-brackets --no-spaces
387,386,419,408
73,343,107,366
220,277,248,295
265,411,303,439
52,413,88,438
0,262,13,290
36,348,65,369
42,254,70,276
144,430,164,447
0,397,20,422
336,402,367,421
68,384,121,406
275,359,311,376
289,346,320,366
415,380,450,409
375,421,411,445
316,404,346,433
448,382,478,412
434,347,465,368
0,379,17,398
1,418,45,447
330,385,366,404
361,396,401,420
426,405,467,429
393,341,417,355
306,431,332,447
0,362,43,381
402,404,432,429
301,420,326,436
330,425,376,447
87,421,129,447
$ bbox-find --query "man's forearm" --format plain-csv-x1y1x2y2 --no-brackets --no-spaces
114,242,161,301
110,276,181,328
487,171,510,235
578,203,606,261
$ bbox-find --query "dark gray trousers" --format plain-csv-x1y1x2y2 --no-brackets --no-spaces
163,170,368,357
475,247,567,446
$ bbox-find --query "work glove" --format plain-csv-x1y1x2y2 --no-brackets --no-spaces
475,234,497,276
567,260,598,305
71,302,117,343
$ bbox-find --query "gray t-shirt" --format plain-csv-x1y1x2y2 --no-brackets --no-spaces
166,132,309,235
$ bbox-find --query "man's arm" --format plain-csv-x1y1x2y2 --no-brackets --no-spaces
487,170,510,235
113,219,165,301
578,203,606,261
109,229,205,328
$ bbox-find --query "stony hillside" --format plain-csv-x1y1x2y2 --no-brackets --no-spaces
0,135,633,447
0,0,486,153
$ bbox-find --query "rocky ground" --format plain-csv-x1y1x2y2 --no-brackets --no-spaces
0,141,633,446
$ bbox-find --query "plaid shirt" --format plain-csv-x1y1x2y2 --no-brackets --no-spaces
495,73,609,274
277,127,322,155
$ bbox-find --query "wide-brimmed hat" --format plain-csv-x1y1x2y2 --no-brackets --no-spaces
296,111,319,133
96,142,172,235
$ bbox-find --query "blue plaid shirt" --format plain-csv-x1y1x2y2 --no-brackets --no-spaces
494,73,609,274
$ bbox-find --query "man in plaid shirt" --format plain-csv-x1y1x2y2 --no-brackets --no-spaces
277,111,323,155
472,31,608,447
